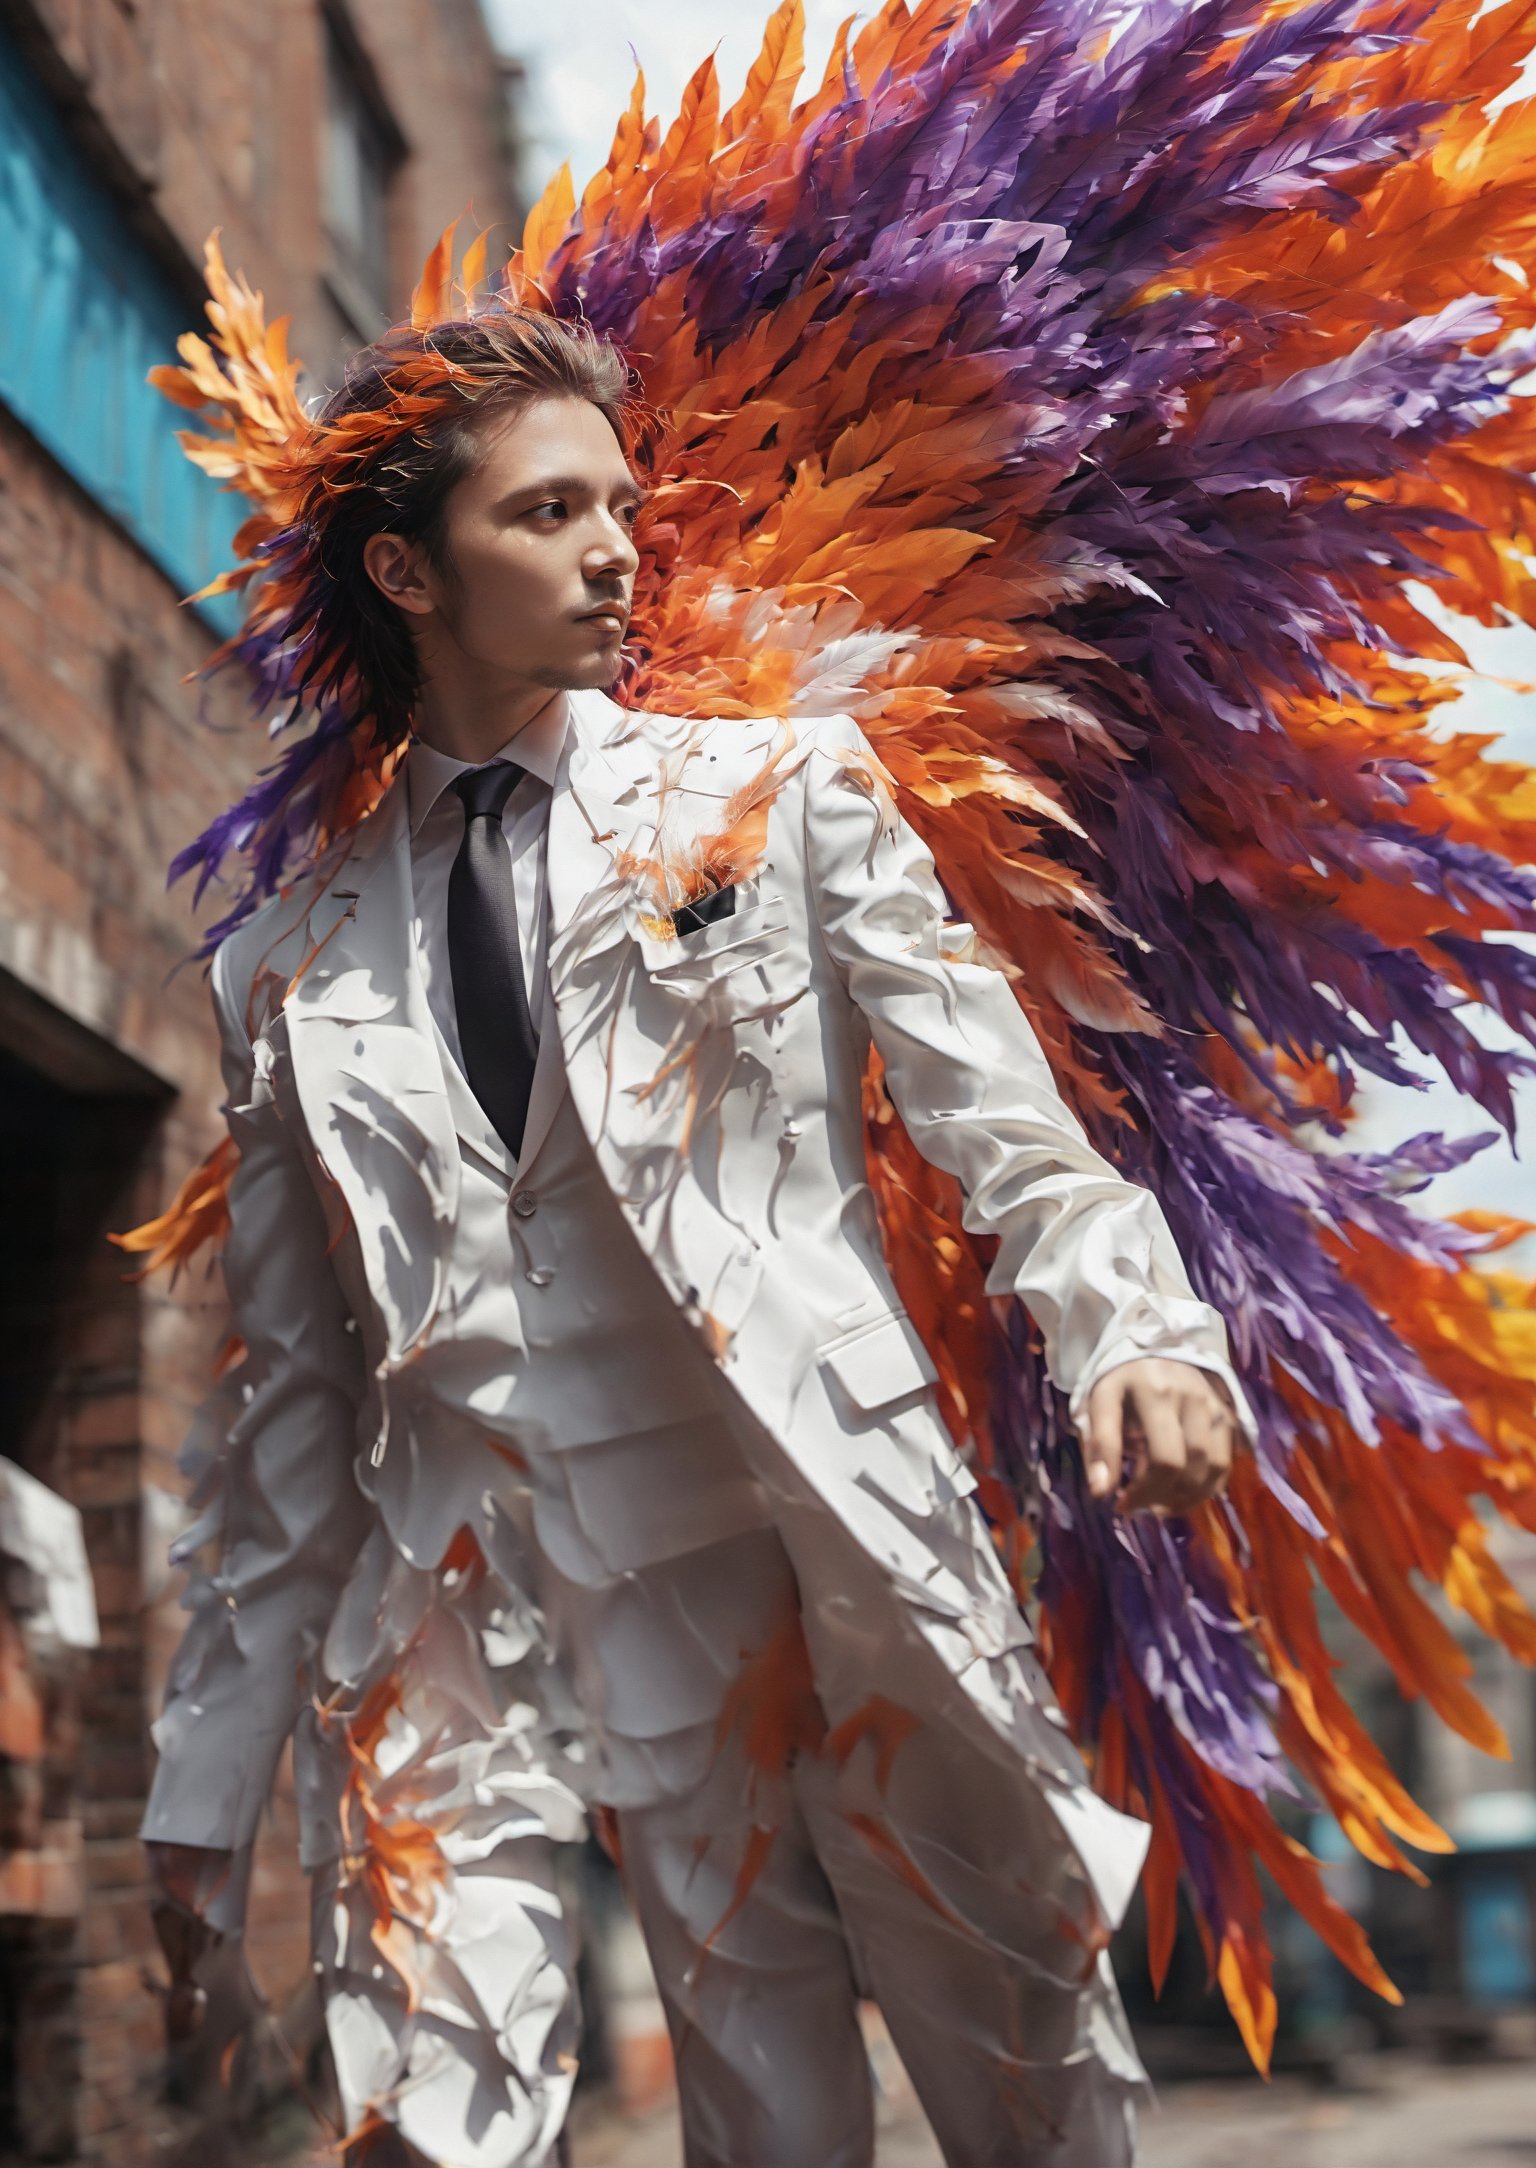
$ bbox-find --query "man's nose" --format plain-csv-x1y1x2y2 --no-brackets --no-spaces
586,513,640,577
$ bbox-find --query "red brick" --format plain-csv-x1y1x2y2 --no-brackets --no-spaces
1,7,517,2155
64,1390,143,1452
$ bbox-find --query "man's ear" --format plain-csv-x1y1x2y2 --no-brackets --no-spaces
362,531,437,619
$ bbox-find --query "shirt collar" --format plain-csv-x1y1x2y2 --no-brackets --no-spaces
405,691,570,838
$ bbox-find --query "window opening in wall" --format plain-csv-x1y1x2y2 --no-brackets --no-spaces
0,1021,165,2162
0,17,245,628
322,12,404,337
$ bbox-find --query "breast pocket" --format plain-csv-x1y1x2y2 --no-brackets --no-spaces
672,881,739,936
638,896,803,1025
649,893,785,967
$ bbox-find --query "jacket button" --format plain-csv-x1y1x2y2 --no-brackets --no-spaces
511,1190,538,1218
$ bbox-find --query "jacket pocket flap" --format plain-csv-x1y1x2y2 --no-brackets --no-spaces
819,1311,938,1411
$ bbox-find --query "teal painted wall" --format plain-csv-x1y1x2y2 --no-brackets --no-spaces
0,23,244,633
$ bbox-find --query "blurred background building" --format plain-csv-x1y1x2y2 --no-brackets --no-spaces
0,0,1532,2162
1114,1531,1536,2079
0,2,521,2158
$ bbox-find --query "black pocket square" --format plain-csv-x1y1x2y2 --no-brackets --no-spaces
673,883,738,936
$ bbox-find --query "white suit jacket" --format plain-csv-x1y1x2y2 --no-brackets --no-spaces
143,690,1253,1916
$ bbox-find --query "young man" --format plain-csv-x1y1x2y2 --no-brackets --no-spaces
144,315,1249,2167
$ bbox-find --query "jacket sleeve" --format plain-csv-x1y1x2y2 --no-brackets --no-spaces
800,714,1257,1443
140,934,369,1889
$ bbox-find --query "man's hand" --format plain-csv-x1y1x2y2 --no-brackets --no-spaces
1081,1358,1237,1513
150,1900,216,2045
145,1842,229,2047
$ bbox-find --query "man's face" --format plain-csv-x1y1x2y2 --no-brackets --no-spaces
376,393,643,693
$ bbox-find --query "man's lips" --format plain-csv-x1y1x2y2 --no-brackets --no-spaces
576,605,628,632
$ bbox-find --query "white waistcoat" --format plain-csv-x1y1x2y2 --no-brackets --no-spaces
355,993,778,1534
416,1019,787,1809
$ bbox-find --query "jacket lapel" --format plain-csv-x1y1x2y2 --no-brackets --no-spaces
429,1001,569,1189
544,690,647,1043
512,1012,567,1181
545,690,771,1355
544,687,654,1118
285,719,580,1289
426,1008,514,1183
281,779,460,1369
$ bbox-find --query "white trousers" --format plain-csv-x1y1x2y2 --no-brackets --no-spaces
617,1613,1145,2166
314,1406,1145,2167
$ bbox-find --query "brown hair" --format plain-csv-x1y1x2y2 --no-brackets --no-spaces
309,312,637,743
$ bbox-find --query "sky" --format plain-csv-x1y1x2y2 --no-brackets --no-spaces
484,2,851,199
482,0,1536,1230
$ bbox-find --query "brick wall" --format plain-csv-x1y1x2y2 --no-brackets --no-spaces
6,0,517,381
0,4,517,2157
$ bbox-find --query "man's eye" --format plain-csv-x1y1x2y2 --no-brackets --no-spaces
532,500,568,521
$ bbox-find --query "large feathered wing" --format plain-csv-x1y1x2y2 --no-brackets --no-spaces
131,0,1536,2067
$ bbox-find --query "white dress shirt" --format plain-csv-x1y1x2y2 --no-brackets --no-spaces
404,692,569,1067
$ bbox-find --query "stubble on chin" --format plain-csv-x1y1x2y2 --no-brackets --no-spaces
529,651,627,693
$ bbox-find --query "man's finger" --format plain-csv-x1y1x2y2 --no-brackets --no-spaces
1084,1378,1124,1499
1190,1391,1234,1501
1178,1392,1214,1492
1121,1390,1187,1512
166,1979,208,2046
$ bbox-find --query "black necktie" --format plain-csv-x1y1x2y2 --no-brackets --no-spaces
447,762,539,1159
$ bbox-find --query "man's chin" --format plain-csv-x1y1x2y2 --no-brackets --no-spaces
533,652,627,693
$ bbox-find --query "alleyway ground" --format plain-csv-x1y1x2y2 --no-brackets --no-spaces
568,2054,1536,2167
267,2008,1536,2166
269,2048,1536,2165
